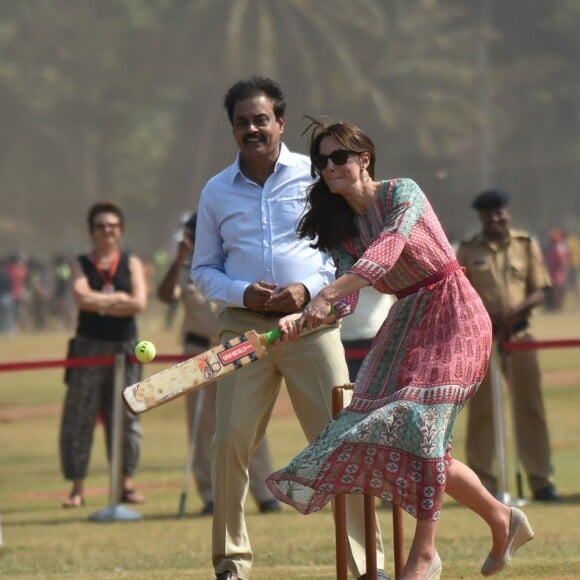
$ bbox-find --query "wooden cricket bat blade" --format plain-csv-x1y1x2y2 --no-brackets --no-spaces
123,328,281,414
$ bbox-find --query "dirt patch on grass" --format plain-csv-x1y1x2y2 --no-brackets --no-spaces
0,391,296,422
0,403,62,421
543,369,580,387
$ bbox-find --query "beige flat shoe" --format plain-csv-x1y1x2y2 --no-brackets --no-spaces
481,507,534,576
426,551,442,580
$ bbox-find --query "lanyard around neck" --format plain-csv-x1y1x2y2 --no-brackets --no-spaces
92,251,120,291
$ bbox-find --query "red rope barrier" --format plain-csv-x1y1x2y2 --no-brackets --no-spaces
0,356,115,373
344,348,370,361
1,339,579,373
0,354,188,373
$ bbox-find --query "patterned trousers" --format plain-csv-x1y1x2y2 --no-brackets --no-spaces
59,336,142,480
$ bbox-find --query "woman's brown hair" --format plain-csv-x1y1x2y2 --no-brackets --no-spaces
87,201,125,232
297,117,376,252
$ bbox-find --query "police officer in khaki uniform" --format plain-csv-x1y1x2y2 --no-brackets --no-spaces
457,189,560,502
157,213,281,516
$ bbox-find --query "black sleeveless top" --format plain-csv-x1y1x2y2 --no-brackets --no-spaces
75,252,137,342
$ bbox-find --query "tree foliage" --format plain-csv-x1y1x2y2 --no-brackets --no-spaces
0,0,579,257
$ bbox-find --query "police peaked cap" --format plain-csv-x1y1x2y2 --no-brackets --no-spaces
472,189,510,211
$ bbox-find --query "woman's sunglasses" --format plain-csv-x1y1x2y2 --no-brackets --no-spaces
313,149,355,172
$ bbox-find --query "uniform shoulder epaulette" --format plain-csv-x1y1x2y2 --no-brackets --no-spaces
511,229,532,241
511,228,530,238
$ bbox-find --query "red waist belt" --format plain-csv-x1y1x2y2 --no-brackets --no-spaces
395,261,462,300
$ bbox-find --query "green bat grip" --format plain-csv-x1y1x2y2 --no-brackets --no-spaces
262,327,284,344
261,320,328,345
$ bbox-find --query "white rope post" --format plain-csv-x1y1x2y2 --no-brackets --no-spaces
503,348,529,506
491,342,511,504
89,352,142,522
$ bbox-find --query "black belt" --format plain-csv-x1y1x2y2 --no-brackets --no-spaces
184,332,210,349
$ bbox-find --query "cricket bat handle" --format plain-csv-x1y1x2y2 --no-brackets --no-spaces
261,327,283,345
261,316,326,345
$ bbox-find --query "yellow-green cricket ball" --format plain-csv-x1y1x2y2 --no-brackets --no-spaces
135,340,156,363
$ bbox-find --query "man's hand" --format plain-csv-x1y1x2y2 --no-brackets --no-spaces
491,308,526,340
243,281,278,312
490,311,511,341
263,283,309,314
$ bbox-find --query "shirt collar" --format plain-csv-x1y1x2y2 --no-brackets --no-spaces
228,143,301,184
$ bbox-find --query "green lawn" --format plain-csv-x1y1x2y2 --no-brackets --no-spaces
1,308,580,578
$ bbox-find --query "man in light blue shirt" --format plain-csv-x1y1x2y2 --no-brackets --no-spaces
191,77,387,580
192,141,334,308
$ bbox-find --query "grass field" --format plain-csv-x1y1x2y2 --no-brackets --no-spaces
1,306,580,579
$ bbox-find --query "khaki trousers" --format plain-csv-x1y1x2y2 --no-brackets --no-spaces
466,331,555,495
185,375,277,506
212,308,384,579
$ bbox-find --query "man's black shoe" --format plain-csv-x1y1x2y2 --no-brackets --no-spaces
357,571,391,580
533,485,561,501
201,501,214,515
259,499,282,513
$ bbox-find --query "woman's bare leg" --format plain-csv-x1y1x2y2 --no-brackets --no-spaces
445,458,511,557
399,518,438,579
62,478,84,507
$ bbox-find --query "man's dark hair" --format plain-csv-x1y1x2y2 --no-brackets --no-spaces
224,76,286,124
87,201,125,231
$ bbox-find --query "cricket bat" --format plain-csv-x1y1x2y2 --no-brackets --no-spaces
123,327,284,415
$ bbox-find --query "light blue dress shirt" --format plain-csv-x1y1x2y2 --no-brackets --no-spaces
191,144,336,307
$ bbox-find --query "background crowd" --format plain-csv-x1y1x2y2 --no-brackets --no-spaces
0,250,157,335
1,225,578,337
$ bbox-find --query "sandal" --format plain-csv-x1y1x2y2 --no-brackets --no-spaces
121,488,145,504
62,493,84,508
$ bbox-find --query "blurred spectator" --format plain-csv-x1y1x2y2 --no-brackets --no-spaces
5,253,29,330
157,213,280,516
0,257,15,335
544,229,570,311
141,257,156,298
50,254,75,330
153,247,180,329
153,248,170,283
163,294,181,330
566,232,580,297
28,258,52,330
457,189,559,502
60,201,148,508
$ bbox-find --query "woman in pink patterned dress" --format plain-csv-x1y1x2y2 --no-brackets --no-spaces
267,119,533,579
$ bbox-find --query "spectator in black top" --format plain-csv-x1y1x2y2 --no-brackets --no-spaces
59,201,148,508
